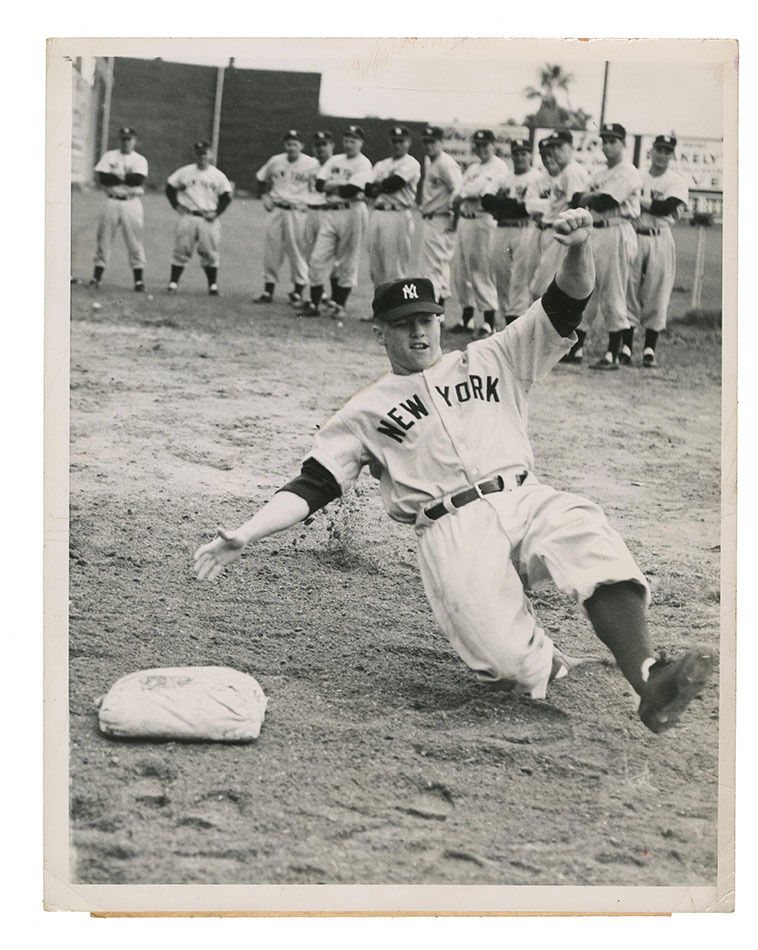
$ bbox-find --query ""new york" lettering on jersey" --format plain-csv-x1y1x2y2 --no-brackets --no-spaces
376,375,501,443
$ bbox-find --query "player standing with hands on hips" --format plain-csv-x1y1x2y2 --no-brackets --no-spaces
194,207,714,735
90,126,149,292
624,134,689,367
165,140,233,296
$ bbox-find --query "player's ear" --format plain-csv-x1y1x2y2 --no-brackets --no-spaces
372,323,385,346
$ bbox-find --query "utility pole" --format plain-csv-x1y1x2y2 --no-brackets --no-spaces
599,62,609,128
212,65,226,158
100,56,115,155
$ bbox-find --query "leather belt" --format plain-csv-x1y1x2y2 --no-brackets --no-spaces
635,226,663,236
109,194,137,201
327,201,354,210
497,219,531,228
424,471,528,521
307,204,327,209
190,210,207,217
422,211,453,220
373,205,404,211
460,211,484,219
593,219,627,229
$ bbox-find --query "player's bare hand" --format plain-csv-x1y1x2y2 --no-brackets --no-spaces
203,211,218,222
193,529,246,581
552,208,593,245
262,195,274,213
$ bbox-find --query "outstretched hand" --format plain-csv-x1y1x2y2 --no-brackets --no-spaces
193,528,247,581
552,208,593,246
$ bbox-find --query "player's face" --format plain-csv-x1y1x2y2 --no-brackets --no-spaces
120,135,136,154
390,137,410,158
601,136,625,165
650,146,674,173
422,138,441,158
343,135,362,157
552,143,572,169
473,142,494,162
512,150,531,174
314,142,333,164
373,313,442,376
541,152,560,176
195,150,211,169
285,140,303,160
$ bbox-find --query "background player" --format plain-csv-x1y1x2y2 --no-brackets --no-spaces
450,129,508,336
299,125,373,319
523,140,561,318
194,207,714,736
482,138,543,324
254,130,319,306
164,140,233,296
625,134,689,367
366,126,421,288
417,125,463,312
90,126,149,291
574,123,642,370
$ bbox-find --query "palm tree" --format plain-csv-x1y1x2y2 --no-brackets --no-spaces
523,63,576,128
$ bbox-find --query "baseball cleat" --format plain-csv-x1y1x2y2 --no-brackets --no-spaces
642,348,658,368
638,648,715,733
167,282,179,294
287,291,303,306
559,349,583,364
330,305,346,320
618,344,633,365
448,323,474,335
134,281,146,292
475,325,493,338
88,279,101,288
590,352,620,371
253,292,273,304
299,302,321,317
549,645,589,682
208,284,219,296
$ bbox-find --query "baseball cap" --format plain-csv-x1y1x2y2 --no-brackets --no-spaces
422,125,443,141
343,125,365,140
313,130,333,143
119,126,137,137
389,125,411,139
600,122,626,141
194,139,212,152
371,277,444,324
283,129,303,142
653,134,677,151
472,129,495,144
510,138,531,153
544,129,573,147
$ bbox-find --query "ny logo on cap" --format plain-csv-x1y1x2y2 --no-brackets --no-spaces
402,283,419,300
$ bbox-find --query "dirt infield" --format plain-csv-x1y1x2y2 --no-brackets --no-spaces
64,192,724,893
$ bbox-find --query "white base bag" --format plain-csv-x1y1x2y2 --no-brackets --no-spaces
97,666,268,742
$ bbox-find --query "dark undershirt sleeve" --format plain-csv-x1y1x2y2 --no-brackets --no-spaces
541,278,593,337
649,197,685,216
584,193,619,213
276,457,342,514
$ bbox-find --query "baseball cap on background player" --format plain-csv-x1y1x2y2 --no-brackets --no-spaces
389,125,411,140
510,138,531,154
343,125,365,140
313,131,333,143
544,129,573,147
599,123,627,141
472,129,496,145
119,127,137,138
653,134,677,151
194,139,212,152
371,277,444,324
422,125,444,141
283,129,304,142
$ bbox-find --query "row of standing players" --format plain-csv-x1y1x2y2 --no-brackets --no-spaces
88,122,689,369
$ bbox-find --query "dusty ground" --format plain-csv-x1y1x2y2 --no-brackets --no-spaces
64,192,724,892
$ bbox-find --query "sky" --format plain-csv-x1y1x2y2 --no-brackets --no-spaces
73,36,732,141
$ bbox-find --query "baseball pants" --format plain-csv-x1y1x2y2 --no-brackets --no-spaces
94,197,146,269
263,207,309,287
584,223,638,332
492,224,534,319
304,207,328,263
309,204,368,289
626,229,677,332
420,214,457,301
415,478,649,698
453,216,498,313
368,208,415,286
172,214,222,267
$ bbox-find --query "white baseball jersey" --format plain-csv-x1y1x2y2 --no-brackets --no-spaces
167,163,232,212
371,153,421,209
524,168,558,219
457,155,510,213
95,149,148,198
302,298,648,696
543,160,588,222
483,166,543,207
637,167,689,228
256,153,319,205
586,159,642,219
317,152,374,203
419,151,463,215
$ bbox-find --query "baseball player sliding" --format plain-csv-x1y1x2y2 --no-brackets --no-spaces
165,140,233,295
194,207,714,735
90,126,149,292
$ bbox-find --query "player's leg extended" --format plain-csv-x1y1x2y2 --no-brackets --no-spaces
421,217,455,302
509,228,534,318
367,211,384,286
392,210,415,280
416,502,555,697
197,218,221,268
172,215,199,268
334,203,368,292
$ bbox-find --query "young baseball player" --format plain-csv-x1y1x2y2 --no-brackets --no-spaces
481,139,544,324
90,126,149,292
299,125,374,319
418,125,463,310
164,140,233,295
574,123,642,371
450,130,508,337
254,130,319,306
366,126,422,289
624,134,690,367
194,207,714,735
